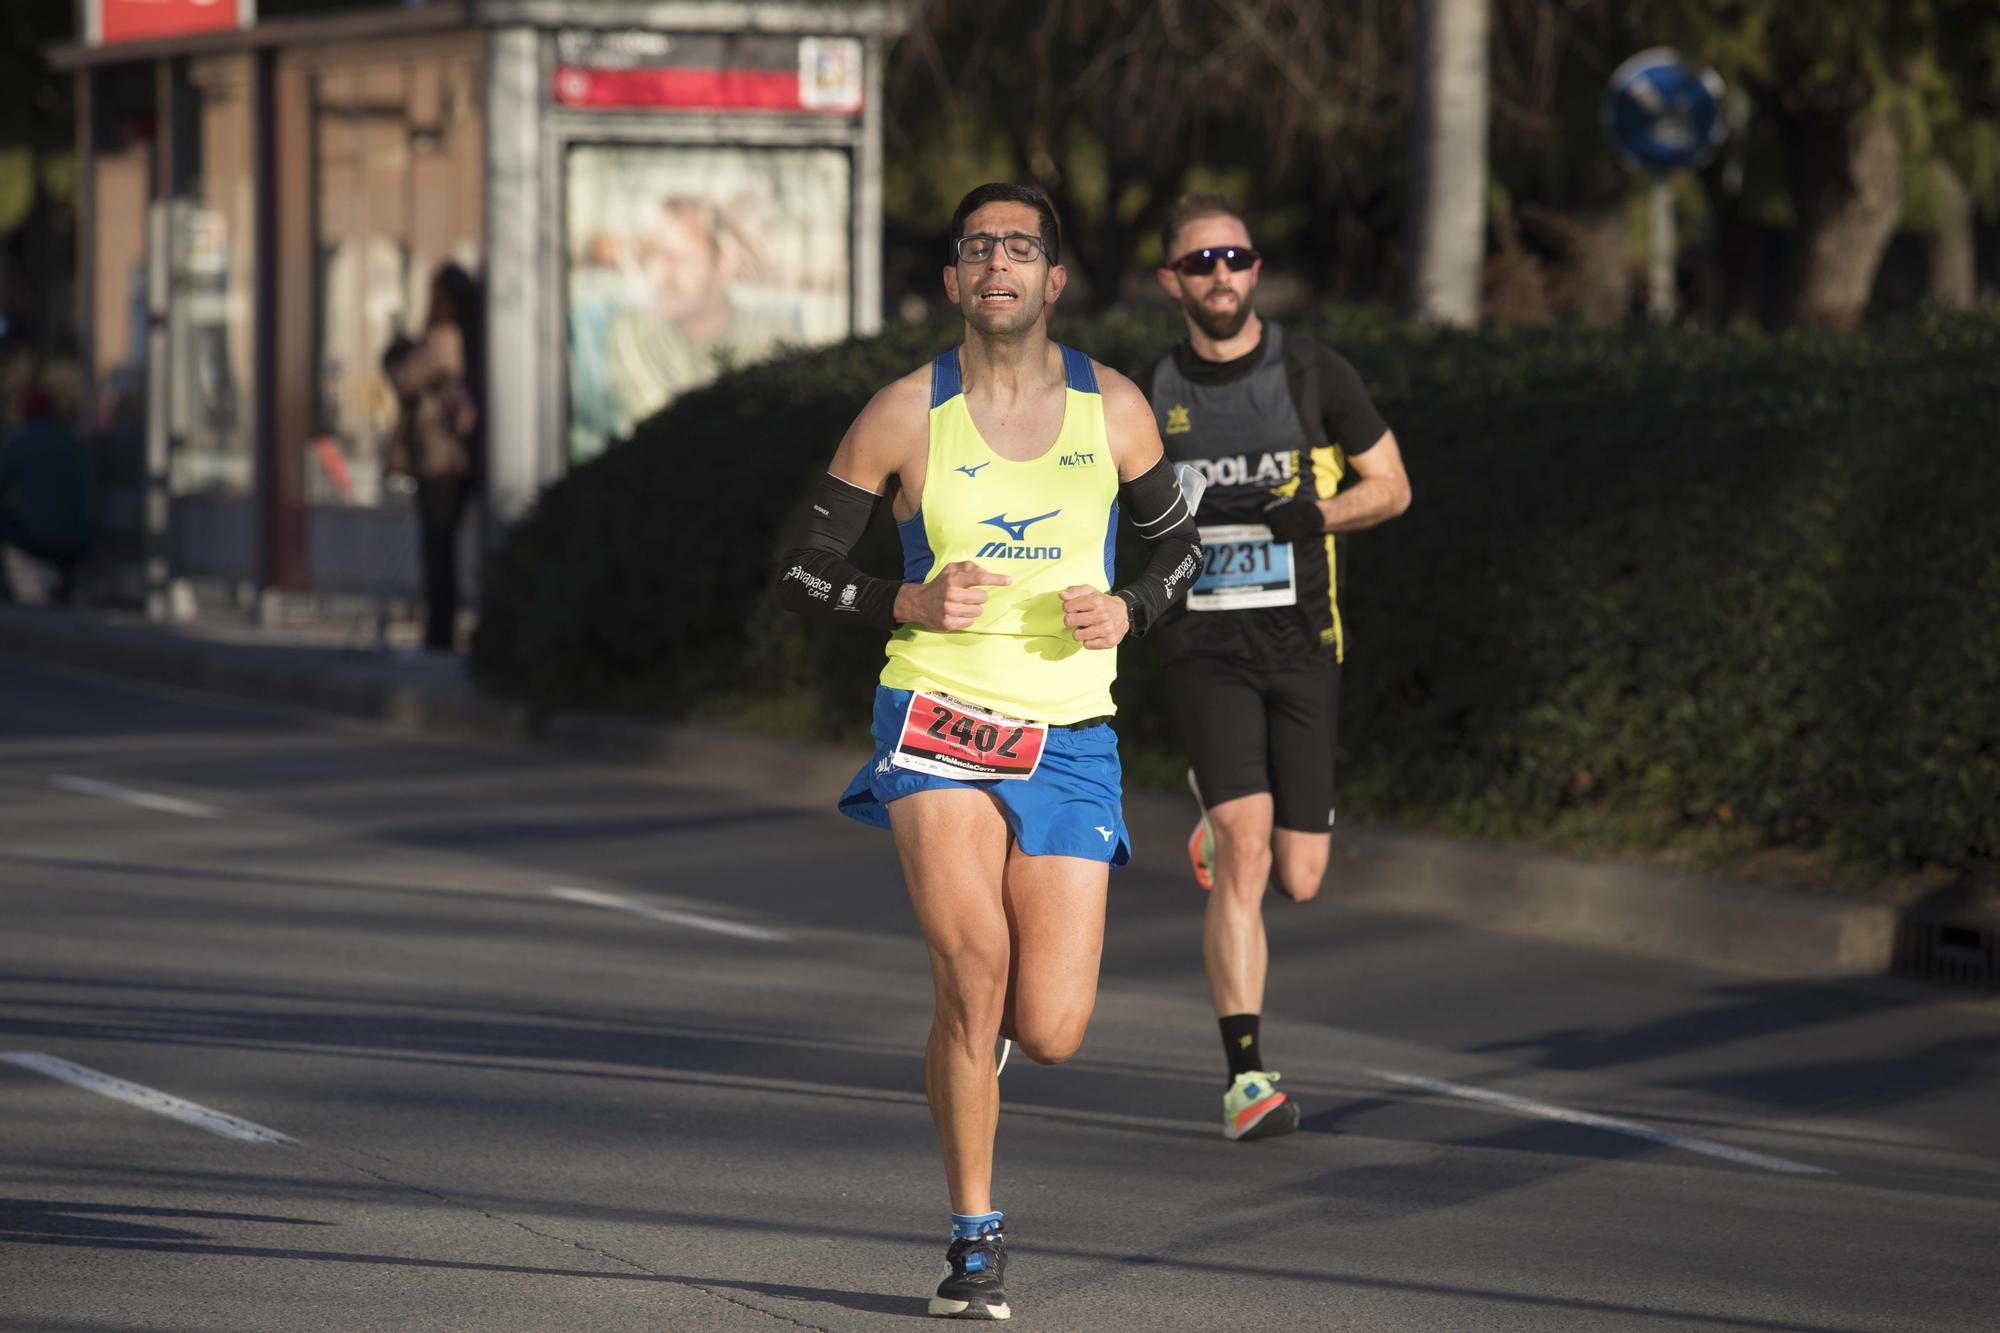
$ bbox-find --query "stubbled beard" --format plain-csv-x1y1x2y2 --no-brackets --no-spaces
1185,288,1253,340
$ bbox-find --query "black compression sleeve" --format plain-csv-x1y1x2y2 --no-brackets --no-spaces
1115,456,1202,636
774,472,902,629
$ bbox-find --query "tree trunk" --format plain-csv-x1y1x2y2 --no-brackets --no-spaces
1790,106,1904,330
1405,0,1491,328
1927,158,1975,310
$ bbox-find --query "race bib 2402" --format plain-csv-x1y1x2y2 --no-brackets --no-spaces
892,691,1048,781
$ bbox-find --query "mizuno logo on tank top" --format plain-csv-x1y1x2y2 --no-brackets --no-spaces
878,345,1122,725
977,510,1062,558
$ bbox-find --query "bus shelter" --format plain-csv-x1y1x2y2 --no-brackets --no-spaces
54,0,900,619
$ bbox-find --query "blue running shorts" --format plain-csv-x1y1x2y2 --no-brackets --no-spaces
838,686,1131,866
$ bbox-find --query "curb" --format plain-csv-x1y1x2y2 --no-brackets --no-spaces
1326,826,1898,977
0,608,528,742
0,605,1905,981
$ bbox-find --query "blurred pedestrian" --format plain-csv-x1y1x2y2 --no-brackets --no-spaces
0,385,90,604
1139,193,1411,1140
385,263,483,651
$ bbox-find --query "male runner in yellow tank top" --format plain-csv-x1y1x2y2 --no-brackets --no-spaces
777,183,1201,1320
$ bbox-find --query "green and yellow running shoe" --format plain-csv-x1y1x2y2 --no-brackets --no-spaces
1187,818,1214,891
1224,1070,1299,1142
1186,768,1214,892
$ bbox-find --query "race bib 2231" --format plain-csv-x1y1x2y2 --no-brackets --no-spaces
1188,523,1298,611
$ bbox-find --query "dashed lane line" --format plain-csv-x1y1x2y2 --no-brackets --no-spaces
1366,1067,1832,1175
1,1051,295,1144
548,886,791,943
50,775,221,819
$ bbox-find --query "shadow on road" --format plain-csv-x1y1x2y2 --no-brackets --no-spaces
673,1277,928,1319
370,807,810,849
1465,980,1910,1072
0,1197,330,1243
0,1203,1887,1333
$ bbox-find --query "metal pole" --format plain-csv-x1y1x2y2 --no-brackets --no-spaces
484,23,548,531
74,67,95,453
144,60,176,621
854,36,885,337
1648,177,1675,323
252,48,279,609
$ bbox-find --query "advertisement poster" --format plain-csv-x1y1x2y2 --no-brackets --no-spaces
565,144,852,461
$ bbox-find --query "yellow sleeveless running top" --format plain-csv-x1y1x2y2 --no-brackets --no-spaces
880,345,1119,724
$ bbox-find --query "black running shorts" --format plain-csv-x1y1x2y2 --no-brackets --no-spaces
1166,656,1341,833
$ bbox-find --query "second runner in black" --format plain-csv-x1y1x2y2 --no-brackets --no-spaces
1138,193,1412,1141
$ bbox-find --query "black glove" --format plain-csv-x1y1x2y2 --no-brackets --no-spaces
1260,496,1325,544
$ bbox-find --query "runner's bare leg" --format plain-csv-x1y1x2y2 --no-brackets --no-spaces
1202,792,1277,1016
1000,844,1108,1064
1270,828,1330,903
891,787,1014,1215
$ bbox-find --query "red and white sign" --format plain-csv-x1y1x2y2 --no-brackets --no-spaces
552,32,864,115
554,67,804,112
90,0,254,47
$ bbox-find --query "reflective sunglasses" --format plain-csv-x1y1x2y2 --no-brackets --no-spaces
1169,245,1261,276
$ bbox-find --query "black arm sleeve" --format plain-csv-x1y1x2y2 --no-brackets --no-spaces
1114,455,1202,637
774,472,902,629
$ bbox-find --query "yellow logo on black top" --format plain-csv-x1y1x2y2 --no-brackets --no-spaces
1165,404,1191,436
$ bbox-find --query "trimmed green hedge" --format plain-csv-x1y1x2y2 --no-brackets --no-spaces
473,309,2000,890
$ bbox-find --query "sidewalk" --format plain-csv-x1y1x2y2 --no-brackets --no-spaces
0,601,1920,984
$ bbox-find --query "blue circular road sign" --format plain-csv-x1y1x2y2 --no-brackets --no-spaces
1604,48,1727,174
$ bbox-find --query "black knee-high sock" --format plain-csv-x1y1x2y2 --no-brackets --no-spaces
1220,1013,1262,1080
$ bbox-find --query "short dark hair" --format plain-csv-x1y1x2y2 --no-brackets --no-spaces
950,183,1061,265
1160,192,1248,267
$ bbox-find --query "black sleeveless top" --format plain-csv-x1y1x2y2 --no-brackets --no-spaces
1138,322,1387,666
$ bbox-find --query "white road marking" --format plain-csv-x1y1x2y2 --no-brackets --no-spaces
51,775,220,819
1366,1067,1831,1176
548,886,790,943
0,1052,294,1144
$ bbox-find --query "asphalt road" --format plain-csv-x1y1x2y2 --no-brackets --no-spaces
3,652,1996,1333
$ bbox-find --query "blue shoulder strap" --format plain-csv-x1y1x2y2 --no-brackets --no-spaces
930,349,963,407
1060,344,1100,394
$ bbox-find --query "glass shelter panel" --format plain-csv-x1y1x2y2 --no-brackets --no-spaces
170,54,258,503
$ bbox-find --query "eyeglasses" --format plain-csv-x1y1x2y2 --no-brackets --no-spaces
954,232,1049,265
1169,246,1261,276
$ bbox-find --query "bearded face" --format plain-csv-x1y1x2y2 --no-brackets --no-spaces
1181,281,1254,340
1159,213,1263,345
